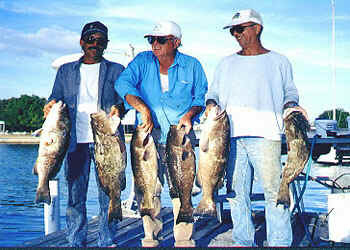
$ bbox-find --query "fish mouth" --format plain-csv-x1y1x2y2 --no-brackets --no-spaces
213,109,227,121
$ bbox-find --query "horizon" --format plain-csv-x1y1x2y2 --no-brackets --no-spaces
0,0,349,121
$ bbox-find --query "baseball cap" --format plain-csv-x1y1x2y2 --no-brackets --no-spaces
144,20,182,39
223,9,263,29
81,21,108,39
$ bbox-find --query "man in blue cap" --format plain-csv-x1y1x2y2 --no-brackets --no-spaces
43,21,125,247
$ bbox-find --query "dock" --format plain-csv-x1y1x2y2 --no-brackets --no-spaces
20,206,349,247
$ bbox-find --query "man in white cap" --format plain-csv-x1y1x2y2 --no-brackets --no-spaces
115,20,208,247
206,9,308,246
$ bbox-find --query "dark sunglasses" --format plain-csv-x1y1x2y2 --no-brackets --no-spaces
83,35,109,46
147,36,174,45
230,23,256,35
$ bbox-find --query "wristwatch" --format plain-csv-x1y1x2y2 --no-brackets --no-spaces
284,102,299,109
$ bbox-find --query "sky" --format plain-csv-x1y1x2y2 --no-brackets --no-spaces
0,0,349,122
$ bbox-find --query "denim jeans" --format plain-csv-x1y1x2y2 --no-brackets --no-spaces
226,137,292,247
64,143,117,247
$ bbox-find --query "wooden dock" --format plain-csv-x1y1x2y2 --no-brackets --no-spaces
20,207,350,248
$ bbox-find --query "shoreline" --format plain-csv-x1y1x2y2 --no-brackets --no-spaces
0,133,132,144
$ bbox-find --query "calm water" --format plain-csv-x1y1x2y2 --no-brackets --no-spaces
0,144,331,247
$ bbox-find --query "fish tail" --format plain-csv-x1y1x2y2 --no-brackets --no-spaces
35,187,51,205
140,208,156,219
276,184,290,208
193,199,217,218
176,209,194,224
108,199,122,223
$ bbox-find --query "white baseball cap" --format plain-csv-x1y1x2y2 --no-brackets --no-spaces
144,20,182,39
223,9,263,29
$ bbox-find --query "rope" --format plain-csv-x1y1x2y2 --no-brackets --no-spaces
291,135,317,215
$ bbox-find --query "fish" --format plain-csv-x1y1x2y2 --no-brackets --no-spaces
33,100,71,205
277,111,310,207
166,125,196,224
130,126,159,218
90,111,127,223
194,105,230,217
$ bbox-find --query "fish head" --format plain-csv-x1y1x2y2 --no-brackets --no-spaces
167,125,188,147
90,111,115,136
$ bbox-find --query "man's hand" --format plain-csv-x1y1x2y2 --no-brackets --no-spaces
139,110,153,134
283,106,309,121
177,113,193,134
109,105,120,118
43,100,56,118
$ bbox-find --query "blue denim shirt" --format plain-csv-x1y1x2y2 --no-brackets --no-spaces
48,57,125,152
115,51,208,143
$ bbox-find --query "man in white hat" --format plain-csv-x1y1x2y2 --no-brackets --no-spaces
115,20,208,247
206,9,308,246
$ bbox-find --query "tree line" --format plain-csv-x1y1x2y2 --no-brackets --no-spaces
0,95,348,132
0,95,47,132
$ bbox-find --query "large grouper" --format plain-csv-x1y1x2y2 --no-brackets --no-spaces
277,111,310,207
130,126,159,218
90,111,127,223
33,100,71,205
194,105,230,217
166,125,196,224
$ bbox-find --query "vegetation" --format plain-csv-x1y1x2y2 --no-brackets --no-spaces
0,95,47,132
317,108,350,128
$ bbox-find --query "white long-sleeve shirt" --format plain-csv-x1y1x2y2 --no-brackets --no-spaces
207,51,299,141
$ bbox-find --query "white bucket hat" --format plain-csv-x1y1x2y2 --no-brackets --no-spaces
144,20,182,39
223,9,263,29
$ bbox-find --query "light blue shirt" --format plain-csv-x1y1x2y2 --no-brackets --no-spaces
115,50,208,143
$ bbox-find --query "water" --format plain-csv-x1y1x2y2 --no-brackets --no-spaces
0,144,331,247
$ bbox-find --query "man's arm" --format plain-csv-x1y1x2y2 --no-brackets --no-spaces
125,94,153,134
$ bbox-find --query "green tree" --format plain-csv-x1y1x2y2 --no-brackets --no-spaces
0,95,47,132
317,108,350,128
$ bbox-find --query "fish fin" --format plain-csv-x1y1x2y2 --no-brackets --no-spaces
140,208,156,219
32,128,43,137
176,211,194,224
199,137,209,152
108,199,123,223
182,151,189,161
276,184,291,208
193,199,217,218
143,150,150,161
32,162,38,175
35,187,51,205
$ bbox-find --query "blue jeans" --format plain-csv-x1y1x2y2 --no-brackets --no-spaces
64,143,117,247
226,137,292,247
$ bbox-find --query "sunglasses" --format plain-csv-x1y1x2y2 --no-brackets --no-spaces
230,23,256,35
83,35,109,46
147,36,174,45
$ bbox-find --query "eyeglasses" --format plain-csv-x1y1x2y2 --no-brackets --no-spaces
230,23,256,35
147,36,174,45
83,35,109,47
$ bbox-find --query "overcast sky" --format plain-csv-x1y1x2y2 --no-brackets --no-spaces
0,0,349,121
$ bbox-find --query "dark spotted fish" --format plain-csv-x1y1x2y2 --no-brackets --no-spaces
277,111,310,207
33,100,71,204
130,127,158,218
166,125,196,224
194,105,230,217
91,111,127,223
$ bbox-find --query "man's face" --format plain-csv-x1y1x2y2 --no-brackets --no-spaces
80,32,108,62
148,36,179,58
230,22,259,49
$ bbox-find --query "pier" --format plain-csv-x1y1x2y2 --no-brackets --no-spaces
20,207,341,247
